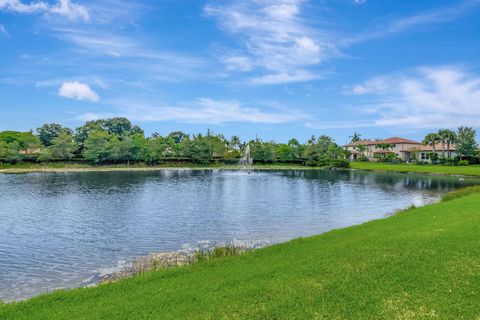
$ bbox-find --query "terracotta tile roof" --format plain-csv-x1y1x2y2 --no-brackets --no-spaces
379,137,421,144
344,139,375,147
344,137,421,147
406,143,457,152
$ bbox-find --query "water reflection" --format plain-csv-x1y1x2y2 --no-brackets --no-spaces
0,169,478,301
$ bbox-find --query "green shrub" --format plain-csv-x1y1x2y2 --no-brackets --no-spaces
304,159,318,167
329,159,350,168
458,159,470,166
439,158,459,166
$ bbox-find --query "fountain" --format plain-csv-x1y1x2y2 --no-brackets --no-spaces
239,144,253,173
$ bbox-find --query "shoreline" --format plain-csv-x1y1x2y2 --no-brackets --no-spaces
2,163,480,178
0,164,323,174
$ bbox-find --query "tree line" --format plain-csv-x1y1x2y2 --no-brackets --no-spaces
0,118,349,167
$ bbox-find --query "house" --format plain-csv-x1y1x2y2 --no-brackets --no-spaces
344,137,457,162
408,143,458,162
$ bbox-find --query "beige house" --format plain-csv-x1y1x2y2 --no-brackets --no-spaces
344,137,457,162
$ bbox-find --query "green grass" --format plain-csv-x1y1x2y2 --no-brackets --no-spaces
0,162,324,174
2,192,480,319
350,161,480,176
441,185,480,202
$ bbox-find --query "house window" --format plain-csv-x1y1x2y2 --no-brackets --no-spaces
391,144,396,148
421,153,427,160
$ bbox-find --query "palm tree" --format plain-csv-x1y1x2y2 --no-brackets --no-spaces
437,129,458,159
229,135,241,150
437,129,449,158
445,130,457,159
422,133,440,158
349,132,362,143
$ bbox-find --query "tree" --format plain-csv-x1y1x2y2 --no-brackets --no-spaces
40,133,77,160
423,133,440,159
303,136,342,166
186,134,214,164
445,130,457,159
107,135,127,163
0,141,23,163
355,143,368,160
287,138,304,160
36,124,72,147
75,120,104,151
122,134,149,163
457,127,477,158
250,139,277,163
168,131,188,144
375,143,393,160
83,130,110,163
277,144,294,161
102,118,133,136
437,129,456,158
0,131,40,151
349,132,362,143
229,135,241,150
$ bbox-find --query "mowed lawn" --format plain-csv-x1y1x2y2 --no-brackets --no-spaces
1,192,480,319
350,162,480,176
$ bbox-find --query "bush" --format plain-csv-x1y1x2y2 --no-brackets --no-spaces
390,157,402,164
304,159,318,167
443,158,459,166
329,159,350,168
458,159,470,166
415,160,429,165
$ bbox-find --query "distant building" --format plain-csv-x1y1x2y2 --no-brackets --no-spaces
343,137,457,162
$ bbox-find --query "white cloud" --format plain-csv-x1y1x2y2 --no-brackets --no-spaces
0,0,89,21
0,23,9,38
251,70,320,85
334,66,480,129
205,0,330,84
0,0,47,13
49,0,89,21
342,76,389,95
79,98,305,124
353,0,366,5
59,81,100,102
222,55,254,72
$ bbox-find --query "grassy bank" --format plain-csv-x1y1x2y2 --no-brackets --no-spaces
0,162,327,174
3,161,480,177
2,190,480,319
350,161,480,176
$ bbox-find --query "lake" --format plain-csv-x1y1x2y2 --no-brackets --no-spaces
0,169,478,301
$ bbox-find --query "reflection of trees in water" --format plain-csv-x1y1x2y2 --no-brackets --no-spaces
15,169,480,198
284,169,480,194
23,170,214,195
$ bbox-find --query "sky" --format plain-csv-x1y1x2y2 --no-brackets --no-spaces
1,0,480,144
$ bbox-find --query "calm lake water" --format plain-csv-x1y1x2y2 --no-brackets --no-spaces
0,169,478,301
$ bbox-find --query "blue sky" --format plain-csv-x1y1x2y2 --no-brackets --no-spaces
1,0,480,144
